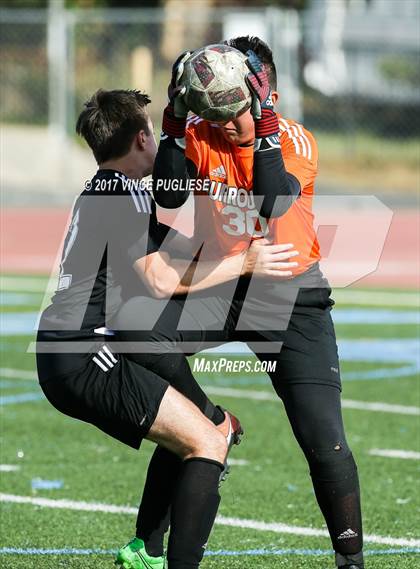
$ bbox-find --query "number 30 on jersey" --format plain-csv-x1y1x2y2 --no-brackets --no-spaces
221,205,268,237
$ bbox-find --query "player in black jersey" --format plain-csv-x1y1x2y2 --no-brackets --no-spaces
36,89,296,569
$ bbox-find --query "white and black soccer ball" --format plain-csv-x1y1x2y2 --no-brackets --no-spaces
180,44,252,122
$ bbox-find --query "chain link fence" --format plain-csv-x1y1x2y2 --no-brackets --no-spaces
0,11,48,125
1,3,419,200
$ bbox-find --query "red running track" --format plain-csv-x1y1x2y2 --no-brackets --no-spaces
1,207,419,289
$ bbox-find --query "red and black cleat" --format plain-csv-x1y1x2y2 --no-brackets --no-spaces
217,406,244,450
217,406,244,484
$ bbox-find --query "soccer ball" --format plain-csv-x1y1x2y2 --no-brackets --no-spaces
180,44,252,122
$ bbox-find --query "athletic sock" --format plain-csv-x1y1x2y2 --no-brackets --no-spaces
212,405,225,426
167,457,223,569
135,446,178,556
311,452,364,556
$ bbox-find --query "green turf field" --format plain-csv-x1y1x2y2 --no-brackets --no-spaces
1,277,419,568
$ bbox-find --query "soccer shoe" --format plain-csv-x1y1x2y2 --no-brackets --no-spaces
115,537,165,569
217,406,244,450
217,407,244,484
336,551,364,568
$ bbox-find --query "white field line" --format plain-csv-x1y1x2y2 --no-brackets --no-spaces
332,290,420,308
0,465,20,472
341,399,420,416
1,368,418,416
228,459,249,466
205,386,276,402
203,386,420,416
0,368,38,380
1,367,418,416
0,493,418,548
369,449,420,460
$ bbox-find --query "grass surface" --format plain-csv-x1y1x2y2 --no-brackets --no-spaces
1,279,419,568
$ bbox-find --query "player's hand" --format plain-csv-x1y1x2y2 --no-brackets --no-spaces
245,50,279,143
245,50,273,120
167,51,191,118
242,239,299,278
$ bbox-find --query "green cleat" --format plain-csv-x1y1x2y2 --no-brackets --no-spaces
115,537,165,569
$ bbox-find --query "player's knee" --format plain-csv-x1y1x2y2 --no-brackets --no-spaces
188,428,228,464
306,443,357,482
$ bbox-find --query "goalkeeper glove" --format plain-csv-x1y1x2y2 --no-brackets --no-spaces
162,51,191,139
245,49,279,144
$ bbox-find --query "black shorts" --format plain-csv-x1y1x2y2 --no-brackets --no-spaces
113,279,341,393
231,284,341,391
36,342,169,449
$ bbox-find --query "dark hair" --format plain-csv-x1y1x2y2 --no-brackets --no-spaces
76,89,151,163
224,35,277,90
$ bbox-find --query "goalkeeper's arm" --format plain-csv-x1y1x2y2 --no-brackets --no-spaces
152,130,196,209
153,51,195,209
253,143,301,219
246,49,300,219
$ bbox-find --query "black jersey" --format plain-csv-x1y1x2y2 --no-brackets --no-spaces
37,169,169,380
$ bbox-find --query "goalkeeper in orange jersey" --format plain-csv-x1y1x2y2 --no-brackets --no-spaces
118,36,364,569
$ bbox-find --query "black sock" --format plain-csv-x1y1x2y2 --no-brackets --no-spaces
167,457,223,569
212,405,225,426
135,380,223,557
311,452,363,556
136,446,179,556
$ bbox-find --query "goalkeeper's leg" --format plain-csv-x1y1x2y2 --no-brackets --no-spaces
279,383,364,568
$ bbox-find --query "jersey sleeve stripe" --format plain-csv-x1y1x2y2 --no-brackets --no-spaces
280,118,314,160
137,190,149,214
129,189,142,213
290,124,308,158
279,118,302,155
296,124,312,161
129,189,152,214
144,193,152,214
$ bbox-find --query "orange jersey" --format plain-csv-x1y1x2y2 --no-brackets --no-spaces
185,113,320,277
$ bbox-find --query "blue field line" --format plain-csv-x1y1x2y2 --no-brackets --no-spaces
0,292,43,306
0,546,419,557
0,379,37,389
202,339,420,369
0,392,45,405
0,312,39,336
1,309,419,335
332,309,419,325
